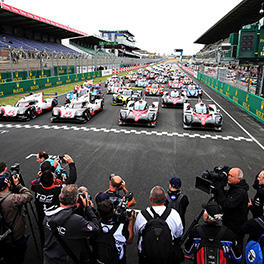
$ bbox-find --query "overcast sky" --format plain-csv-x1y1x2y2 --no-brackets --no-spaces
3,0,242,55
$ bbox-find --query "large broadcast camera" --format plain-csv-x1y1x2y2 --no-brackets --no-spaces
114,192,134,223
195,165,230,194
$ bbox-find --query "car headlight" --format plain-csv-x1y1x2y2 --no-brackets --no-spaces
75,110,83,116
185,115,192,124
215,116,222,124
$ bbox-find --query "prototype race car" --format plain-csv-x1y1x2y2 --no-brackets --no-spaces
106,83,123,94
66,86,89,103
168,80,183,89
112,89,142,106
119,99,159,127
145,83,165,96
135,79,149,87
51,93,103,123
183,100,223,131
0,92,58,121
183,84,203,98
161,90,187,108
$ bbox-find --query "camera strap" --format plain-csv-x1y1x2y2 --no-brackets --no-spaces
49,213,79,264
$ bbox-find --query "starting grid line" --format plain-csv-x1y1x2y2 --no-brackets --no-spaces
0,123,253,143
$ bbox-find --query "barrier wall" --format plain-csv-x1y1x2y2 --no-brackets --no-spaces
0,71,102,98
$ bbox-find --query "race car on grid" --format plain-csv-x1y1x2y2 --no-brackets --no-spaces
51,93,103,123
119,99,159,127
161,90,187,108
145,83,165,96
0,92,57,121
106,83,123,94
135,78,149,88
168,80,183,89
112,89,142,106
66,85,90,103
183,99,223,131
183,84,203,98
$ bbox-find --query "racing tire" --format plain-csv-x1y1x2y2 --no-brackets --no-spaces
31,108,37,119
25,110,33,121
215,126,222,132
183,124,190,129
83,111,91,123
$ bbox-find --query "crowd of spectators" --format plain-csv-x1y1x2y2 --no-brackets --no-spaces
0,154,264,264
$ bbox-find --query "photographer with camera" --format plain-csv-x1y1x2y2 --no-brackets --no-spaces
0,161,33,264
249,169,264,218
213,167,249,249
165,176,189,230
134,186,183,264
31,154,77,245
104,175,136,211
43,184,100,264
184,200,242,264
93,195,135,264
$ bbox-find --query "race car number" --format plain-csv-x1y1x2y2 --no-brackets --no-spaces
8,110,15,116
64,112,72,117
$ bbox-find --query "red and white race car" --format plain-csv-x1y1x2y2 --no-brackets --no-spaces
168,80,183,89
145,83,165,96
0,92,58,121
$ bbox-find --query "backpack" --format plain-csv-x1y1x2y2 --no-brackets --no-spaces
196,225,229,264
245,217,264,264
141,207,173,264
93,223,120,264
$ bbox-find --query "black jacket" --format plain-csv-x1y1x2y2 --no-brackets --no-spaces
249,186,264,218
215,179,249,235
43,206,99,264
243,215,264,242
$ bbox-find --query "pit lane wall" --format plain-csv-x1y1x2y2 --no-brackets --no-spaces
0,65,148,98
179,64,264,125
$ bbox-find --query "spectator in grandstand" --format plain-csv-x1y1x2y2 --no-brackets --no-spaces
184,200,242,263
103,174,136,211
43,184,99,264
0,161,33,264
165,176,189,230
214,167,249,249
31,154,77,245
134,186,183,264
93,196,135,264
249,169,264,218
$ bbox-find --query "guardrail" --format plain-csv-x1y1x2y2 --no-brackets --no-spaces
178,64,264,125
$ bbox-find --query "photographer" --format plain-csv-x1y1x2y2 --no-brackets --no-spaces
249,169,264,218
0,161,33,264
43,184,100,264
184,201,242,263
93,195,135,264
31,154,77,245
214,167,249,248
104,175,136,209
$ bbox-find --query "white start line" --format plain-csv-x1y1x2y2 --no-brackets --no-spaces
0,123,253,143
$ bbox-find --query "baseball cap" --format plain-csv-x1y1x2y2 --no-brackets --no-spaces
202,200,223,218
0,172,10,191
95,192,110,204
169,176,181,188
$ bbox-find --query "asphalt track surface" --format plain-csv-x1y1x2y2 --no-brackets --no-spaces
1,66,264,263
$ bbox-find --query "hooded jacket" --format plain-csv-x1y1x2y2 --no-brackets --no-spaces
0,183,33,241
43,206,99,264
215,179,249,235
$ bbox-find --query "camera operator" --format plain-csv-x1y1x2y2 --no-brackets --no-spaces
93,195,135,264
248,169,264,218
31,154,77,245
213,167,249,248
184,200,242,263
134,186,183,264
43,184,100,264
0,161,33,264
104,175,136,209
165,176,189,230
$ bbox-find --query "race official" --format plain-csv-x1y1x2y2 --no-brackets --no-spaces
43,184,100,264
0,162,33,264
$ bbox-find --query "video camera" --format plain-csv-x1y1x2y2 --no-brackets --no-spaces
195,165,230,194
114,192,134,223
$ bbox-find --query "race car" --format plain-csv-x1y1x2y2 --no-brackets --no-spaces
161,90,187,108
119,99,159,127
135,78,149,87
66,86,89,103
183,84,203,98
145,83,165,96
183,100,223,131
0,92,57,121
168,80,183,89
106,83,123,94
112,89,142,106
51,93,103,123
